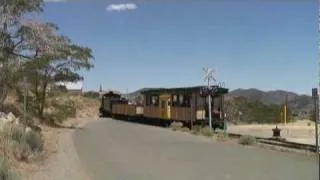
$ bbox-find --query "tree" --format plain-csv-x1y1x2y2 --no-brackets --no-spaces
22,40,94,119
224,96,282,124
0,0,66,107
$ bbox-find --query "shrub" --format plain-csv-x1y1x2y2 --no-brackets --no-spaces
200,126,214,137
46,99,77,124
191,125,202,135
179,127,190,132
0,124,44,162
7,125,25,142
0,157,19,180
239,135,256,145
24,131,43,152
170,122,183,131
83,91,100,99
216,132,228,142
11,141,32,162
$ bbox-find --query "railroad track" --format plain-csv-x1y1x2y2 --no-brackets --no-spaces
227,133,318,153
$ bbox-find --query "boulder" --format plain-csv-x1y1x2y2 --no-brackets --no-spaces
0,112,20,125
25,127,32,133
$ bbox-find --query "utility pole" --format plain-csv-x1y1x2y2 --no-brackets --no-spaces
284,94,287,125
312,88,320,179
203,68,216,129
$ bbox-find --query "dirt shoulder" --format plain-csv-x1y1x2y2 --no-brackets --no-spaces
21,118,98,180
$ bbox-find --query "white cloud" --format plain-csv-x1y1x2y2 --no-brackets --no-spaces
106,3,137,12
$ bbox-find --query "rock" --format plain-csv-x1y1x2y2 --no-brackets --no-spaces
25,127,32,133
0,112,20,125
6,112,16,123
14,117,20,125
0,112,5,118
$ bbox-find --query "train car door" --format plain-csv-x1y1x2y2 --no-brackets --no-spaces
160,94,171,119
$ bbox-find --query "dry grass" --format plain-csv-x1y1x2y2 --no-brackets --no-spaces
228,120,317,145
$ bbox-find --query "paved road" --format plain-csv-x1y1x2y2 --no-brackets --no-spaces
74,118,318,180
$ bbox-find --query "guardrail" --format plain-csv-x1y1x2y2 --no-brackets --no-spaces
227,133,318,153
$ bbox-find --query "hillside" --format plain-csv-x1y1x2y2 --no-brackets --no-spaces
228,88,312,117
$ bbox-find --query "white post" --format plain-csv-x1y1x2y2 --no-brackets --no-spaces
203,68,216,129
208,81,212,129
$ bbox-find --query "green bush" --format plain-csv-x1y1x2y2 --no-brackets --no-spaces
200,126,214,137
24,131,43,152
239,135,256,145
0,157,19,180
48,99,77,124
83,91,100,99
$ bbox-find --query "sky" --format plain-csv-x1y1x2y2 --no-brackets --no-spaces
42,0,318,95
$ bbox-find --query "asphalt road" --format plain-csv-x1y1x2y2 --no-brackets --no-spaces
74,118,318,180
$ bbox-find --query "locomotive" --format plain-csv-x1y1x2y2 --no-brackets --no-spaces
99,85,228,130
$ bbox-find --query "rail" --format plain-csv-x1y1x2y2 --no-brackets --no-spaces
227,133,318,153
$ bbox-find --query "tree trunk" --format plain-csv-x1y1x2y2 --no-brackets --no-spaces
0,85,7,112
38,82,48,120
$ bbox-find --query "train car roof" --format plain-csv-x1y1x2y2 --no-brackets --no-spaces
140,85,228,95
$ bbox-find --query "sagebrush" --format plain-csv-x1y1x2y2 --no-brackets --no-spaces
239,135,256,145
0,157,19,180
200,126,214,137
1,124,44,162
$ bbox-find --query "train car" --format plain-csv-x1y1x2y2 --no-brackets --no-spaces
111,102,144,121
140,86,228,130
99,91,122,117
99,85,228,130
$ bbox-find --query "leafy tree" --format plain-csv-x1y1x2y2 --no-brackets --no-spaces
0,0,65,107
22,41,94,119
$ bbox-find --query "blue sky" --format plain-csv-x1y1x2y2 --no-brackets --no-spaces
42,0,318,95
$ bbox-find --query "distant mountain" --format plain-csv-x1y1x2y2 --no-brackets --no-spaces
227,88,312,116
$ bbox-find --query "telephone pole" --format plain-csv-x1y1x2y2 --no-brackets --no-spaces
203,68,216,129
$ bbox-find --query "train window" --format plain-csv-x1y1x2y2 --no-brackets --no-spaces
173,95,178,102
172,94,178,107
151,95,159,106
179,94,184,105
146,95,151,106
183,94,191,107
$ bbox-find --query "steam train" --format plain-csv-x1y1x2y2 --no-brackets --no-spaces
99,86,229,130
